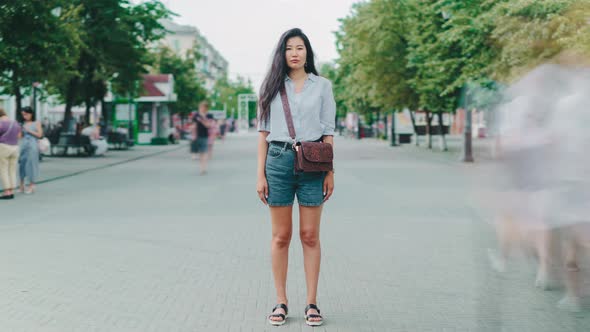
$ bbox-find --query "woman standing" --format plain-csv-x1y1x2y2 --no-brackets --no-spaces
0,108,21,199
19,106,43,194
257,28,336,326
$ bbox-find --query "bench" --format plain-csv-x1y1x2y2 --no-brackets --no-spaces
107,131,134,150
53,134,95,156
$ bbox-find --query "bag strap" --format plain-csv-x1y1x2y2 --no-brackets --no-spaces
279,85,297,142
0,120,15,140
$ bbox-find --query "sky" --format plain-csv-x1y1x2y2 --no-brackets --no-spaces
160,0,359,91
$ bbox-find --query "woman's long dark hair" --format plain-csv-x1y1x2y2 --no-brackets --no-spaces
259,28,318,124
20,106,35,122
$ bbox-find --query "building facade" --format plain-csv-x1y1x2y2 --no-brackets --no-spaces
160,20,228,92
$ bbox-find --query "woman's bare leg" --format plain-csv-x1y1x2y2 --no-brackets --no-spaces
269,206,293,321
299,205,322,322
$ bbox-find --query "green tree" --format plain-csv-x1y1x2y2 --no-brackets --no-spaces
0,1,83,116
335,0,420,142
319,62,348,120
53,0,171,129
153,46,207,117
486,0,590,80
211,76,255,120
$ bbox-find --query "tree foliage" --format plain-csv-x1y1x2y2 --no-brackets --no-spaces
211,75,256,119
336,0,418,113
153,46,207,116
0,1,83,114
333,0,590,118
0,0,172,127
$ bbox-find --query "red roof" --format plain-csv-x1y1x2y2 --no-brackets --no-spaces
141,74,171,97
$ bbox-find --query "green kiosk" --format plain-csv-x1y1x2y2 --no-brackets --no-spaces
110,74,177,145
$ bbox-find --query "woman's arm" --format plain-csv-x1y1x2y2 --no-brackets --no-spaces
321,79,336,202
257,131,270,204
196,115,212,129
27,122,43,139
322,135,334,202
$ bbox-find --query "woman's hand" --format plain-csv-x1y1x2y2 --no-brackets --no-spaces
323,171,334,202
257,176,269,205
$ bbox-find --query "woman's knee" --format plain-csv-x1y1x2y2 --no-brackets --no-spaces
272,232,292,248
300,229,319,247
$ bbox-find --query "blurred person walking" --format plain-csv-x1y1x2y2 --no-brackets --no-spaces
207,118,218,159
192,101,213,175
219,119,227,141
257,28,335,326
0,108,21,199
18,107,42,194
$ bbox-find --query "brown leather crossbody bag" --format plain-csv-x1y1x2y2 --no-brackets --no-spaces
279,86,333,173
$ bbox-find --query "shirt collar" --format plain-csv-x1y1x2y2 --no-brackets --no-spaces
285,73,318,82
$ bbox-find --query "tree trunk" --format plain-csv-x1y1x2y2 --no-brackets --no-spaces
409,110,419,146
426,111,433,149
463,108,474,162
85,98,92,125
64,77,78,132
438,112,448,151
102,97,109,121
13,83,23,120
383,111,388,142
375,111,381,139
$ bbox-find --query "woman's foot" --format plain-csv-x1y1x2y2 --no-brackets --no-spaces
0,193,14,200
268,303,288,326
304,304,323,326
24,185,35,194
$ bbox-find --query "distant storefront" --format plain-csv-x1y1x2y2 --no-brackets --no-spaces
108,74,177,145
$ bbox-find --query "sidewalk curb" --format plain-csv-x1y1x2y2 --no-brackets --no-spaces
37,144,185,185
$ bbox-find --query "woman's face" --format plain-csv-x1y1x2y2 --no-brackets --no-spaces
22,112,32,121
285,37,307,71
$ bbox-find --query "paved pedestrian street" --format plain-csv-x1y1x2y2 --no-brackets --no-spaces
1,134,589,332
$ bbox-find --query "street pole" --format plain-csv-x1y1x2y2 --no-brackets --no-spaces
127,93,133,141
463,108,474,162
391,111,398,146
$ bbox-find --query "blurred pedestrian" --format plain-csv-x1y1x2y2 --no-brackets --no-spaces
219,119,227,141
257,28,335,326
207,118,218,159
192,101,213,175
18,107,42,194
0,108,21,199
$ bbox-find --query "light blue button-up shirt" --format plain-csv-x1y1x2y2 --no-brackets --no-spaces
258,73,336,143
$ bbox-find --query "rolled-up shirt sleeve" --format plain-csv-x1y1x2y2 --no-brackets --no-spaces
320,80,336,136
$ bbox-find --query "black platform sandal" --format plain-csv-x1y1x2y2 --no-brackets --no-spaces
268,303,288,326
304,304,323,326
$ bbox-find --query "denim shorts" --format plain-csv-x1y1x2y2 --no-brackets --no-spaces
265,142,326,207
192,137,208,153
